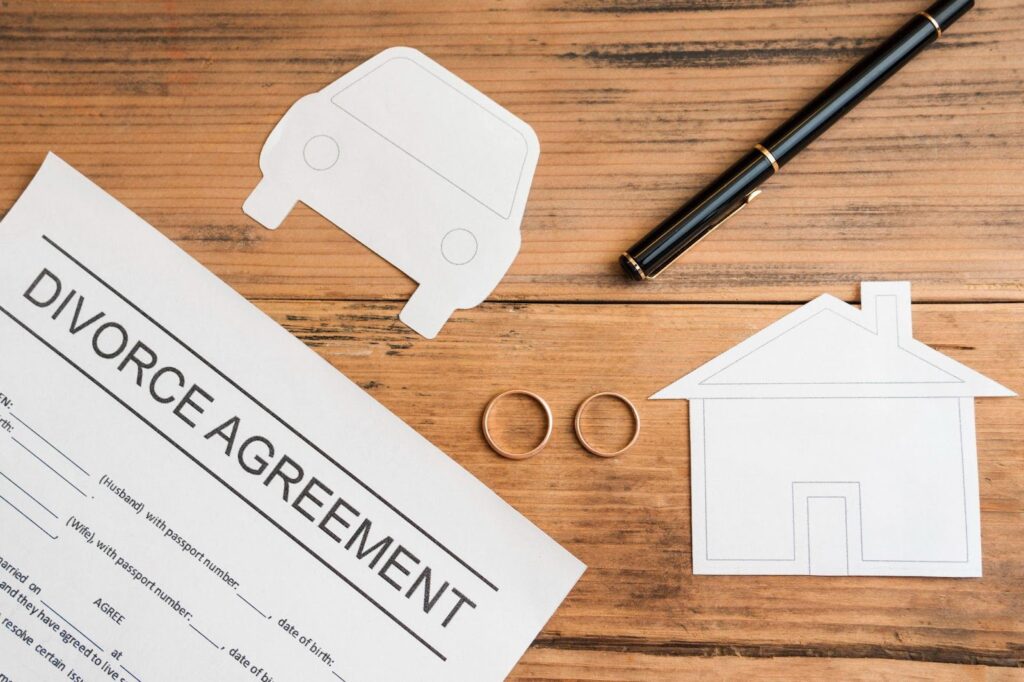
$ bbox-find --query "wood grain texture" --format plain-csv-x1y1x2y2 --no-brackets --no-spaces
262,300,1024,673
513,650,1024,681
2,0,1022,678
0,0,1021,303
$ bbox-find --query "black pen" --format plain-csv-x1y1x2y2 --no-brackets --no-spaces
620,0,974,281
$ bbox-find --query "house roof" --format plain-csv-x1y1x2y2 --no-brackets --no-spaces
653,281,1015,400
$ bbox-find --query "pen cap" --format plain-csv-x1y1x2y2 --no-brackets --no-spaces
926,0,974,31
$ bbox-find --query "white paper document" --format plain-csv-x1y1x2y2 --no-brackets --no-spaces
654,282,1014,577
0,154,584,681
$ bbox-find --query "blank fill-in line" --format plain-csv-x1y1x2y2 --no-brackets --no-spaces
11,437,86,497
42,234,495,596
189,623,222,650
332,672,347,681
0,491,57,539
0,469,58,518
40,599,104,652
237,593,270,619
119,664,142,682
10,413,91,476
0,304,447,662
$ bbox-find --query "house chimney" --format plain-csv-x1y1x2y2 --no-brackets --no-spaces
861,281,913,345
875,294,898,342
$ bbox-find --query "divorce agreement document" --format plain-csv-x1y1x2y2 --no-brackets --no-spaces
0,154,584,682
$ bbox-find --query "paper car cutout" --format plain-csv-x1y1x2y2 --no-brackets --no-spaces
243,47,540,338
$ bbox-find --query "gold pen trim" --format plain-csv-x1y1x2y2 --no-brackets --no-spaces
754,143,780,172
642,189,764,279
621,252,647,280
918,11,942,37
683,189,763,256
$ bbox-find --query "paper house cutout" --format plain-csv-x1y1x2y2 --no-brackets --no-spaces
653,282,1014,577
244,47,540,339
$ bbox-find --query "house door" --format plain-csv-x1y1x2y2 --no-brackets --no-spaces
807,497,849,575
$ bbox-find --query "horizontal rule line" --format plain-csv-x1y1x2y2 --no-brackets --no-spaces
531,635,1024,668
0,303,446,662
41,233,498,593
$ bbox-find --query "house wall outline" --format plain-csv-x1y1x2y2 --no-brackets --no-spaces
655,282,1013,577
699,302,964,386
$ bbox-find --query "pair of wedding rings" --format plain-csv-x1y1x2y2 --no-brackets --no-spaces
481,390,640,460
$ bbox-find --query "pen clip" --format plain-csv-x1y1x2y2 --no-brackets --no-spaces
714,188,762,229
649,189,763,279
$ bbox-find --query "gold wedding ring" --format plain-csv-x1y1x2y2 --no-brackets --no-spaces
574,392,640,458
481,390,553,460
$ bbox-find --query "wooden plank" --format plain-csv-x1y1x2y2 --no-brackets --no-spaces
512,650,1024,680
256,299,1024,666
3,1,1022,676
0,0,1021,303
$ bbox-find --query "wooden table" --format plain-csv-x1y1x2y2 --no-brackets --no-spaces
2,1,1022,678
